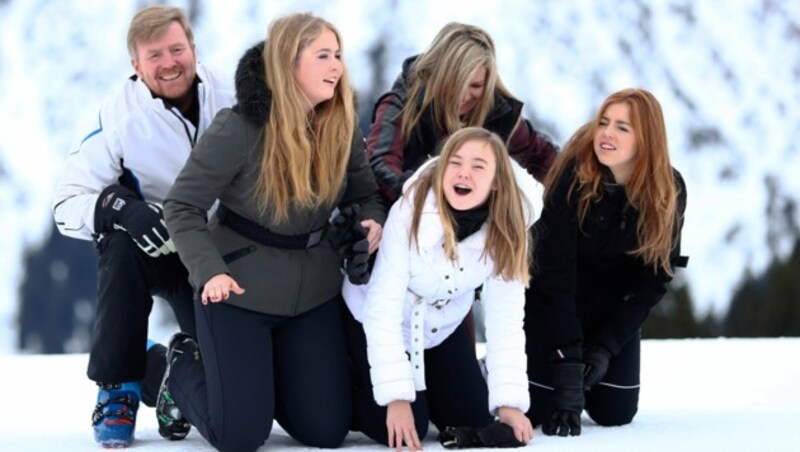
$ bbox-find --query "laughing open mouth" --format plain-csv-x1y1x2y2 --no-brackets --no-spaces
159,71,181,82
454,184,472,195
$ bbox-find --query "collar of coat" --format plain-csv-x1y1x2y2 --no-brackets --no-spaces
233,41,272,126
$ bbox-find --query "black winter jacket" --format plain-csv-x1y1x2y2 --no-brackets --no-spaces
525,164,687,357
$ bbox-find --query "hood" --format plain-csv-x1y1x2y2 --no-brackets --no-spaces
234,41,272,125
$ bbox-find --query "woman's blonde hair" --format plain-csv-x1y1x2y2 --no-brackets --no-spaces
544,88,680,274
257,13,355,222
400,23,515,143
406,127,530,284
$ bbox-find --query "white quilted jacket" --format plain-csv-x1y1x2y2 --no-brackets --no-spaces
343,156,540,414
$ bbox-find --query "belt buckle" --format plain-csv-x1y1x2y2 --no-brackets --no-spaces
306,228,323,248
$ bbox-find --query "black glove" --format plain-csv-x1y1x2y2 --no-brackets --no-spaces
583,345,612,391
94,184,176,258
439,421,524,449
326,204,362,256
345,235,371,285
327,204,372,284
543,361,584,437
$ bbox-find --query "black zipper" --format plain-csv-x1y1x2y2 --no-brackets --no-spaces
167,107,199,147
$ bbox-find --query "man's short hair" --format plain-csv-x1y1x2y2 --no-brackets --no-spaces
127,5,194,60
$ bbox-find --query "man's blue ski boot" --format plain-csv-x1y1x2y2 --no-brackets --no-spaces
92,382,141,448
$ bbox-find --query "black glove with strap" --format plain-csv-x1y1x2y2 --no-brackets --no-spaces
543,347,584,437
583,345,612,391
94,184,176,258
439,421,524,449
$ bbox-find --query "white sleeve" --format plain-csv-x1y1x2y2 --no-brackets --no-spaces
483,274,530,414
52,107,123,240
509,157,542,227
362,199,416,406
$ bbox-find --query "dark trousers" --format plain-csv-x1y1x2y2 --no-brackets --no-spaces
343,308,493,446
526,332,641,427
88,231,195,404
169,296,351,452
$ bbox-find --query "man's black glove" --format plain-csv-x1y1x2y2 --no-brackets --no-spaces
543,361,584,437
583,345,612,391
439,421,524,449
94,184,176,258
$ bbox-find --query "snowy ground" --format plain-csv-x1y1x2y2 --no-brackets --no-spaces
1,338,798,451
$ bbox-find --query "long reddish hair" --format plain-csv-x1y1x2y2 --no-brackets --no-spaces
545,88,680,274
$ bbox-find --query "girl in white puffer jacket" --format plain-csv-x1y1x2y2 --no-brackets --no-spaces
342,127,539,450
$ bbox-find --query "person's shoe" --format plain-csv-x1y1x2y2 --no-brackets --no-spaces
155,333,197,440
92,382,141,448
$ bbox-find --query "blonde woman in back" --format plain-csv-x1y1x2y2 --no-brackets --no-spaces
367,22,558,206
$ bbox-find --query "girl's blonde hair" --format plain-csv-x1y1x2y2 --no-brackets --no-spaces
407,127,530,284
400,23,516,143
257,13,355,222
544,88,680,274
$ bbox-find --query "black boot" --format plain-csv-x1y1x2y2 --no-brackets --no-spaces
155,333,198,440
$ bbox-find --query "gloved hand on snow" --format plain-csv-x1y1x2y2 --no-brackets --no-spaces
438,421,525,449
543,347,584,437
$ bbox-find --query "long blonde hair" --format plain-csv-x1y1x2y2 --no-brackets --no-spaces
406,128,530,284
257,13,355,222
545,88,680,274
400,23,515,143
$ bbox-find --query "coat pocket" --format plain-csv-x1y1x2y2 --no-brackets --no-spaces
222,245,257,264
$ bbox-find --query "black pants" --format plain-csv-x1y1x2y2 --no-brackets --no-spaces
88,231,195,403
526,332,641,427
169,296,351,452
343,307,493,446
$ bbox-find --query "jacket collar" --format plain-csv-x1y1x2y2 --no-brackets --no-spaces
233,41,272,126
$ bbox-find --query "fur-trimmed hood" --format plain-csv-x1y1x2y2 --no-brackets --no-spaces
234,41,271,125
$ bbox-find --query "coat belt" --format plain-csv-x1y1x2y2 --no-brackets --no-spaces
217,204,326,249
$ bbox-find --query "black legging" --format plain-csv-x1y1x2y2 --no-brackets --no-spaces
168,296,351,452
526,332,641,427
342,307,493,446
